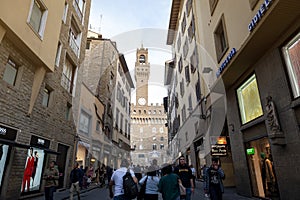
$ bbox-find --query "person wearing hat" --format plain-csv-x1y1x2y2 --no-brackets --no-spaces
204,157,225,200
109,159,138,200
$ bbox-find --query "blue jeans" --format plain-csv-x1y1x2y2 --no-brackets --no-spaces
180,188,192,200
44,186,56,200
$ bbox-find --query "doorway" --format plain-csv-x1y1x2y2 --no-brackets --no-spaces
56,144,69,189
245,137,279,199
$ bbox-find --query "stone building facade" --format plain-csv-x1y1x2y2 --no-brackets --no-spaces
130,47,168,167
77,31,134,169
0,0,90,199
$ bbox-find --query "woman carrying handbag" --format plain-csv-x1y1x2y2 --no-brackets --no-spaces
139,166,160,200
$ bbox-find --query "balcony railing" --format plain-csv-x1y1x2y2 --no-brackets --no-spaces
69,36,79,57
73,0,83,22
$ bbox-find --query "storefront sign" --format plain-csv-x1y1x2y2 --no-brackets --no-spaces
248,0,273,32
211,144,227,156
246,147,255,155
216,48,236,77
30,136,50,149
0,127,6,135
0,124,17,141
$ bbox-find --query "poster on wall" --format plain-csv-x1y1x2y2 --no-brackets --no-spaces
0,144,9,187
21,147,45,193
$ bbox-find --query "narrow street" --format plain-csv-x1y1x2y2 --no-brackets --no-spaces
31,181,255,200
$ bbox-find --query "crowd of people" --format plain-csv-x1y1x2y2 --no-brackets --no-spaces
42,156,225,200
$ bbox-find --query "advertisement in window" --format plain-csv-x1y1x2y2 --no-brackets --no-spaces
0,144,9,188
21,147,45,193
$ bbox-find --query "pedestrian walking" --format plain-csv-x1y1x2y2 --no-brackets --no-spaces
139,165,160,200
43,161,59,200
69,162,81,200
204,157,225,200
158,164,180,200
109,159,138,200
174,156,194,200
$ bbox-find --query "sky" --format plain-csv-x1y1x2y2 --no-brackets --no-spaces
88,0,172,104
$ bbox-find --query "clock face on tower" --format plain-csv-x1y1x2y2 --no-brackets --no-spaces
138,97,146,105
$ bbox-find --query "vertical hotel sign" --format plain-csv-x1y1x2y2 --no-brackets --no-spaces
248,0,273,32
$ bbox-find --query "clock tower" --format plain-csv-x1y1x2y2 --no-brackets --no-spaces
135,46,150,106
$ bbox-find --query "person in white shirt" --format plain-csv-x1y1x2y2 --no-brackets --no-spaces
139,166,160,200
109,159,138,200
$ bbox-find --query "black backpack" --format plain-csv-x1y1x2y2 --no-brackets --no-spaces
123,169,138,199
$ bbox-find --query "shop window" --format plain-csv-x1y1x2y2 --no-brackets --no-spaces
3,59,18,86
28,0,48,38
21,147,45,193
282,32,300,98
237,74,263,124
214,14,228,62
245,137,279,198
0,144,9,189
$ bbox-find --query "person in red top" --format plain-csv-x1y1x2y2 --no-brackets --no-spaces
22,148,35,193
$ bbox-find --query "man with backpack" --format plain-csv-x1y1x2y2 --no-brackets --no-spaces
69,162,81,200
109,159,138,200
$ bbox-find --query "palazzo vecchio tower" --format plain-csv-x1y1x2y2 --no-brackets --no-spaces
130,46,168,167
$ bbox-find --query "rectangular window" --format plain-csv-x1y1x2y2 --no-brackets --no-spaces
69,18,81,57
183,38,189,59
3,59,18,86
190,47,198,73
42,87,51,107
66,103,72,120
96,120,100,132
79,111,90,134
61,58,75,94
214,15,228,62
152,144,157,150
62,2,68,23
185,65,190,83
160,144,164,150
28,0,48,38
55,42,62,67
177,34,181,52
178,57,183,73
182,105,186,122
181,14,186,34
237,74,263,124
282,32,300,98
